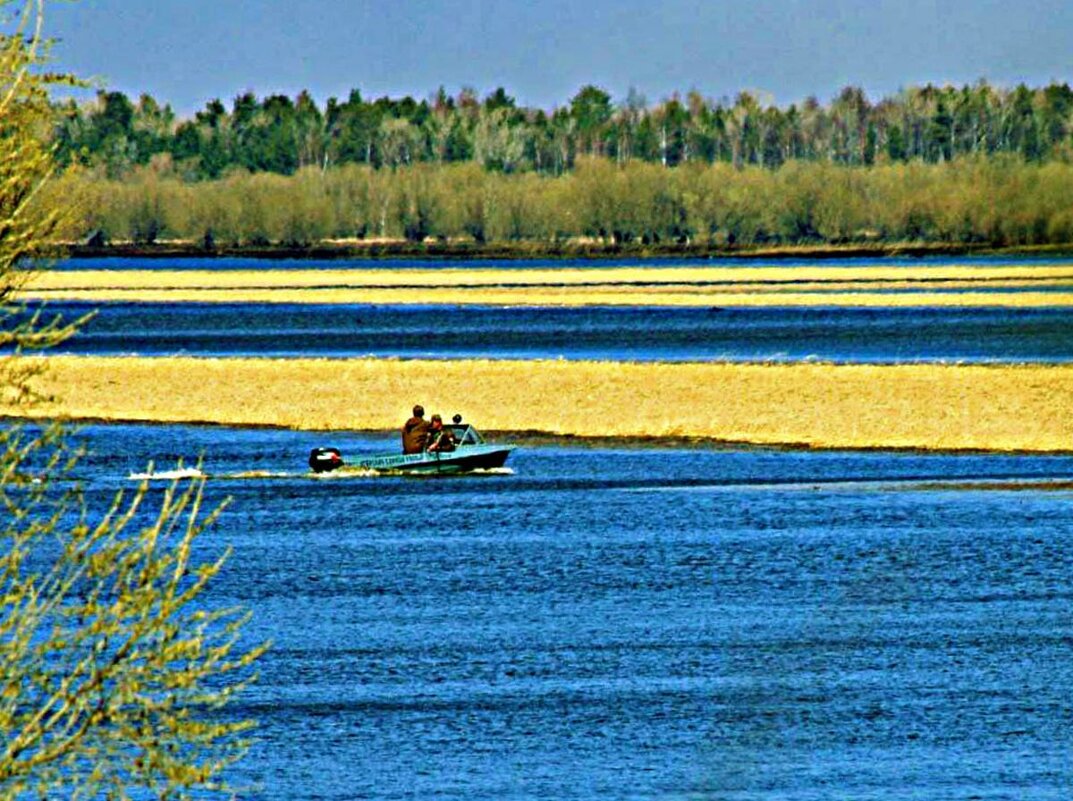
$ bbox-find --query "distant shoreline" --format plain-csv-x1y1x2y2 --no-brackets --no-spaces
61,240,1073,262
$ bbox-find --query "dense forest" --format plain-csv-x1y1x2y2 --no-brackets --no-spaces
56,81,1073,179
51,82,1073,251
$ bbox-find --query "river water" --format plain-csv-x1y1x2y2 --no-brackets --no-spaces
19,256,1073,797
28,255,1073,363
66,422,1073,801
23,302,1073,363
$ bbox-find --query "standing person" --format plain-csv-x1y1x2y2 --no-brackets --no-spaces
402,405,431,454
427,414,457,452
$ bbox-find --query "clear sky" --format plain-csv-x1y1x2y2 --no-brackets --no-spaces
48,0,1073,113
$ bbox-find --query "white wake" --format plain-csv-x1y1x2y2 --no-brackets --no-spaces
128,467,206,481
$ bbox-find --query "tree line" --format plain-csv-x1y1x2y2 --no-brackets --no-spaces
61,157,1073,249
55,80,1073,180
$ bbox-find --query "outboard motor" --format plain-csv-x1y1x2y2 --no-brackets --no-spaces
309,447,344,473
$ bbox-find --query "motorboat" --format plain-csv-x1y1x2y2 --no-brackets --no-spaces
309,424,514,475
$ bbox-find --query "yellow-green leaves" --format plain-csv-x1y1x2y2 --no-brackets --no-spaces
52,156,1073,251
1,467,267,799
1,3,266,798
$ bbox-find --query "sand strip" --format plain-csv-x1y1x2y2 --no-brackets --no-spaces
8,356,1072,452
17,265,1073,307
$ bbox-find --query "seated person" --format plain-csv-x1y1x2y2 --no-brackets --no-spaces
401,405,431,454
449,413,471,444
426,414,457,452
448,413,486,446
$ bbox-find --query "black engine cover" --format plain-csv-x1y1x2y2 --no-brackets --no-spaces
309,447,344,473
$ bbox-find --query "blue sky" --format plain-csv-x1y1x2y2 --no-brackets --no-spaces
49,0,1073,113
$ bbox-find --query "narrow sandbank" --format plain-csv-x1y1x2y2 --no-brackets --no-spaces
9,356,1072,453
20,264,1073,307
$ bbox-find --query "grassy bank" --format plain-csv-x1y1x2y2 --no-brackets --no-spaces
21,263,1073,306
10,356,1073,452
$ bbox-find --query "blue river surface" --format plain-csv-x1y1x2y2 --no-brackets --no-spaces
56,422,1073,800
24,301,1073,363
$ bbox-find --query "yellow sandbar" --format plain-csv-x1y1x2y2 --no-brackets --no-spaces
17,287,1073,306
26,264,1073,289
21,265,1073,306
10,356,1073,452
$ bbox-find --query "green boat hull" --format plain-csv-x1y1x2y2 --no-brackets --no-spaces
352,443,514,475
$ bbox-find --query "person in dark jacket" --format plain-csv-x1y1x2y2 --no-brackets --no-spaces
427,414,457,452
401,405,431,454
